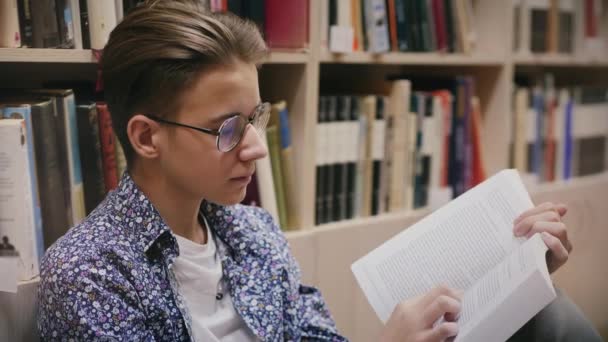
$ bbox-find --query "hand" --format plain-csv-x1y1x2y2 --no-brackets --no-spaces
513,202,573,274
380,286,462,342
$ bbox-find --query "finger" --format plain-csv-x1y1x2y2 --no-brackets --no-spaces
422,295,462,327
417,322,459,341
514,211,561,237
524,221,568,242
542,232,569,269
514,202,558,224
421,285,462,307
556,203,568,218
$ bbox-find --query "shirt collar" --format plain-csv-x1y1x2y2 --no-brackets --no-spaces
111,173,239,263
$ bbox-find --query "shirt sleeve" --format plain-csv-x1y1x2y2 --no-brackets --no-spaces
38,246,157,341
253,207,349,342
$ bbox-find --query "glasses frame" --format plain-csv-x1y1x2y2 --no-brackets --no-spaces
146,102,270,152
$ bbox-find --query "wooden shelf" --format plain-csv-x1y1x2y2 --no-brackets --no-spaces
320,50,505,66
0,48,309,65
514,53,608,67
0,48,97,63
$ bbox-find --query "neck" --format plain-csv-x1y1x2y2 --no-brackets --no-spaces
130,162,207,244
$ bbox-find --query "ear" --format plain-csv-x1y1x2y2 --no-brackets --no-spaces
127,114,162,161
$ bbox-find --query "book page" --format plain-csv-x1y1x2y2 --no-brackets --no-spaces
455,234,555,338
352,169,534,323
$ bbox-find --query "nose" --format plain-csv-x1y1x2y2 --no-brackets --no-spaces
237,124,268,162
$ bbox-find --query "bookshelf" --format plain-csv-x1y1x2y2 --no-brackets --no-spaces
1,0,607,341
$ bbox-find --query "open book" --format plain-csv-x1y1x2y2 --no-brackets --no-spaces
351,169,556,342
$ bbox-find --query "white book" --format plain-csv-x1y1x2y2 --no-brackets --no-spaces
363,0,390,53
0,120,43,282
352,169,556,342
329,0,354,53
387,80,411,212
0,0,21,48
87,0,118,50
69,0,84,49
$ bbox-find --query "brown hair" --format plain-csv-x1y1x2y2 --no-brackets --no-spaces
101,0,268,166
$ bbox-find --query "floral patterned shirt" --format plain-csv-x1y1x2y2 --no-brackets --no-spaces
38,173,348,341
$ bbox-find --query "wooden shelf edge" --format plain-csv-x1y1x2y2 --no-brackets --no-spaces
528,172,608,195
0,48,309,65
0,48,96,63
265,51,310,64
320,50,505,66
514,53,608,68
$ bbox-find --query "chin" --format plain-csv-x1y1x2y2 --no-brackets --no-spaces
211,190,247,206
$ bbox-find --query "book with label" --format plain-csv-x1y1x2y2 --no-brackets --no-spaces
352,169,556,342
0,118,44,282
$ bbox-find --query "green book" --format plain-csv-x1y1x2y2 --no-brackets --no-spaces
266,125,288,230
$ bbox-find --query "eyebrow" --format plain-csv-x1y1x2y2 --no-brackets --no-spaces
208,111,240,126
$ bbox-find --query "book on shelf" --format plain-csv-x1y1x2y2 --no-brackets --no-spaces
315,74,486,226
76,102,106,214
0,0,21,48
28,89,86,226
275,101,300,230
352,169,556,342
1,97,70,250
511,79,608,185
266,125,288,230
96,102,119,192
325,0,477,54
0,119,45,286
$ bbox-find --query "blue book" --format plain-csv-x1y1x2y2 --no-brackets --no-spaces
1,106,45,279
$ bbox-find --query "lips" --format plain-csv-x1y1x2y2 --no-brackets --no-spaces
230,173,253,185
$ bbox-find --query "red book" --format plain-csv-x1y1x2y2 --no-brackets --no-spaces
584,0,597,38
96,103,119,192
431,0,448,52
264,0,309,49
386,0,398,51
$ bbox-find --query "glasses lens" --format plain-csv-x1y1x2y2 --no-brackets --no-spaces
218,116,246,152
252,103,270,136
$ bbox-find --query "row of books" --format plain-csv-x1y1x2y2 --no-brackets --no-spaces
241,101,300,231
0,89,126,281
511,77,608,184
513,0,607,57
315,76,486,225
0,0,308,50
323,0,477,54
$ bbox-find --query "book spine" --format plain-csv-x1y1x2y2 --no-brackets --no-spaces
69,0,83,49
266,125,288,230
86,0,117,50
386,0,398,51
255,133,280,224
64,93,86,224
30,0,61,48
0,0,21,47
432,0,448,52
114,137,127,179
0,120,43,280
371,96,386,215
78,0,90,49
55,0,76,48
315,97,327,225
394,0,409,51
346,96,360,219
96,103,119,192
31,99,71,249
16,0,33,47
364,0,390,53
264,0,308,49
443,0,456,52
324,96,338,222
563,98,573,180
277,101,300,229
76,103,106,214
1,109,44,279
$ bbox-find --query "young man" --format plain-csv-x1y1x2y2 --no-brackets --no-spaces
38,1,601,341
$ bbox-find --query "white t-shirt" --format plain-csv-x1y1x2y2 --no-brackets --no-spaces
172,220,258,342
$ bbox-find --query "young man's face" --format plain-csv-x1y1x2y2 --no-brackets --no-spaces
156,60,268,205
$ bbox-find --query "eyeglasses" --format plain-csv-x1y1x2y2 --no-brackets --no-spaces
146,102,271,152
